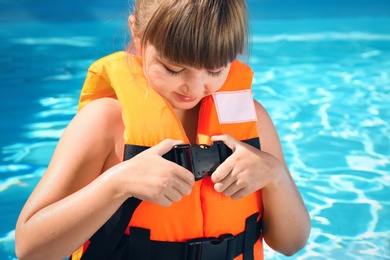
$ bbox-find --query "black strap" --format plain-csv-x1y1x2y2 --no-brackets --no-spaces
125,213,262,260
124,138,260,162
124,138,260,180
129,227,151,259
79,148,143,260
243,213,260,260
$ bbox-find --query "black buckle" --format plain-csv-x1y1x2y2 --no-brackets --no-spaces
174,141,229,181
173,144,192,172
185,234,234,260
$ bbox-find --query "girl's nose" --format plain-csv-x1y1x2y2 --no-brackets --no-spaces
184,71,207,95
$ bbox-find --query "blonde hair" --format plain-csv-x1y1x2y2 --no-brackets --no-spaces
132,0,249,69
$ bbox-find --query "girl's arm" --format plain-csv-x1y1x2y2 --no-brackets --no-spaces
211,100,311,256
15,98,129,259
15,98,194,260
253,101,310,255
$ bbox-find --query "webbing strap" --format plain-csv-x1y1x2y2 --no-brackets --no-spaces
124,138,261,180
129,227,150,259
243,213,260,260
80,148,143,260
124,138,260,162
125,213,262,260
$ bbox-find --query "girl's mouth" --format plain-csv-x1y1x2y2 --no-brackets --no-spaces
175,92,197,102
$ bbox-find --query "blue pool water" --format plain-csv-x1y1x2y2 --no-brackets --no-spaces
1,0,389,259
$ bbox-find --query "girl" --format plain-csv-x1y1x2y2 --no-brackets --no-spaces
15,0,310,259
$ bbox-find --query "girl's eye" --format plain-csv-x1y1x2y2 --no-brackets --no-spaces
163,62,223,77
208,70,223,77
164,65,184,76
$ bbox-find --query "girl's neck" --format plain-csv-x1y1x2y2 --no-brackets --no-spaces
174,104,200,144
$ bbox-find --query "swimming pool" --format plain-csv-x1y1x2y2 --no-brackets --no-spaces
1,0,389,259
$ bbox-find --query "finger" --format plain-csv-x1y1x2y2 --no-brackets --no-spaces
213,171,235,192
211,156,234,183
151,139,184,156
210,134,238,183
222,181,245,197
230,188,249,200
164,187,183,202
171,174,194,196
175,167,195,187
211,134,238,152
157,196,173,208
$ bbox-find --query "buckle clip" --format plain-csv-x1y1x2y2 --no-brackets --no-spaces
174,141,228,181
173,144,192,171
185,234,234,260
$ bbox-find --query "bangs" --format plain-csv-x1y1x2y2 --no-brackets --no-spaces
141,0,248,70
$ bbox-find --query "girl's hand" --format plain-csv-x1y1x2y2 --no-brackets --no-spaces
121,139,195,207
211,134,282,200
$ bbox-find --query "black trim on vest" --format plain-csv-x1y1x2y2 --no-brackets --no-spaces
123,213,262,260
79,198,142,260
79,137,261,260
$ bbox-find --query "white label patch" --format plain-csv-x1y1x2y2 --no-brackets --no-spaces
212,90,257,124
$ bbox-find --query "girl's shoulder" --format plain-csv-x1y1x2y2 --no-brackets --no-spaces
50,97,125,180
76,97,123,133
76,97,124,151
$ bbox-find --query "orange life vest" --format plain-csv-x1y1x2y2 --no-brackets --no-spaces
72,51,263,260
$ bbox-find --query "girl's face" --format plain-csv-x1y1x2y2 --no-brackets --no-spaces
142,45,231,112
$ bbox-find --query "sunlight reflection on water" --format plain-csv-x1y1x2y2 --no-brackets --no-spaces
1,15,389,260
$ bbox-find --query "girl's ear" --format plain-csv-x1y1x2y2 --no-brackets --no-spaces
128,15,142,53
